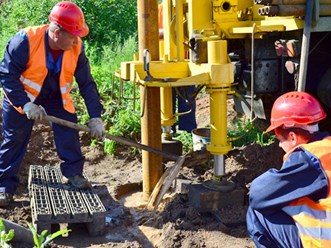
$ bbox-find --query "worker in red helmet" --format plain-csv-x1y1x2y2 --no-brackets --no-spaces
247,91,331,247
0,1,104,206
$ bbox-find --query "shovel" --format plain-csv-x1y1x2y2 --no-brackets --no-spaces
43,115,185,210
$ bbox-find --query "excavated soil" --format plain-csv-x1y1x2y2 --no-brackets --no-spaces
0,95,284,248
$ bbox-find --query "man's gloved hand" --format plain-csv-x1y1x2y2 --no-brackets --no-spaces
23,102,44,121
88,117,105,139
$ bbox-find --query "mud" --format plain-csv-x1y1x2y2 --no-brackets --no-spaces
0,96,284,247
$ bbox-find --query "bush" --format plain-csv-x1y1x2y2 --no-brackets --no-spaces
0,0,138,55
0,0,140,155
0,0,58,52
76,0,137,55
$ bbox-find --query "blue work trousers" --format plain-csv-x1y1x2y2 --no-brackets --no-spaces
246,206,303,248
0,97,84,194
172,86,197,132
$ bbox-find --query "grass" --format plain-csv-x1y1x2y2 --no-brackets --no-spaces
173,117,275,156
228,118,276,148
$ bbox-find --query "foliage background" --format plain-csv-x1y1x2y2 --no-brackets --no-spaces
0,0,137,53
0,0,141,154
0,0,271,155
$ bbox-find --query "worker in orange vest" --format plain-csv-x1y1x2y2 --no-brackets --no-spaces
0,1,104,206
247,91,331,247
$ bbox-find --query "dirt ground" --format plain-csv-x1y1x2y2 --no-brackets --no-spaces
0,95,285,248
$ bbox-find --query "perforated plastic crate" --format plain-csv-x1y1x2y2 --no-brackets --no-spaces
29,165,106,236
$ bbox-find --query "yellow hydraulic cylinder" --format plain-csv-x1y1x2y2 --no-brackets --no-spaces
208,88,231,153
208,40,227,64
160,86,176,127
163,0,177,60
206,40,233,176
175,0,185,62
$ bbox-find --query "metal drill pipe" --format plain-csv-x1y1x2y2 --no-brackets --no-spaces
259,5,331,16
258,7,266,15
138,0,163,201
298,0,314,92
255,0,331,5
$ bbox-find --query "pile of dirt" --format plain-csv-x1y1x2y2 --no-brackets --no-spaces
0,96,284,248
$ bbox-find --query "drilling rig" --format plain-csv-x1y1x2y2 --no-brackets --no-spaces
119,0,331,204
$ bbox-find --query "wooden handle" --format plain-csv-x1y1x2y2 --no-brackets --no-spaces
44,115,179,161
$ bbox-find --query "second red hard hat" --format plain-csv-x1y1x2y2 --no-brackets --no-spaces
266,91,326,132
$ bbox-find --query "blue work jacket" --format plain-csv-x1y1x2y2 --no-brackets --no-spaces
249,132,330,215
0,27,103,118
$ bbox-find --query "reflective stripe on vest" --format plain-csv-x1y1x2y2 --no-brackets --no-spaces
19,25,81,113
19,75,41,102
282,137,331,248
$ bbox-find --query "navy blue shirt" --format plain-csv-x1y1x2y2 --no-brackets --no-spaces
0,28,103,118
249,132,330,215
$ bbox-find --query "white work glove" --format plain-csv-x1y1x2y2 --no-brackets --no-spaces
88,117,105,139
23,102,44,121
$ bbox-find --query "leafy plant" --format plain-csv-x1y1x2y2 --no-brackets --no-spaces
75,0,138,56
256,131,276,147
0,0,58,52
228,119,275,148
0,0,138,56
27,222,71,248
88,35,138,94
0,219,14,248
104,105,141,155
0,0,141,156
174,131,193,154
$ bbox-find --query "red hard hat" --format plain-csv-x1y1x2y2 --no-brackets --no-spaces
266,91,326,132
49,1,89,37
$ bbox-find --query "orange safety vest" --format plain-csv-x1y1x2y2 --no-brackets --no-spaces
17,24,81,114
282,137,331,248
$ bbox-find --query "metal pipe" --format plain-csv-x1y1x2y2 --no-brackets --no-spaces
137,0,163,200
255,0,331,5
255,0,272,4
259,5,331,16
257,8,265,15
214,155,225,176
298,0,314,92
250,23,256,121
175,0,185,61
263,6,279,16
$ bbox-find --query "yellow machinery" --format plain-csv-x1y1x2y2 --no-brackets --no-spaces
120,0,331,198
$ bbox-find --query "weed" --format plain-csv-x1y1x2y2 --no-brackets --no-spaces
0,219,14,248
0,219,70,248
228,119,275,148
174,131,193,154
104,106,141,155
27,222,71,248
256,131,276,147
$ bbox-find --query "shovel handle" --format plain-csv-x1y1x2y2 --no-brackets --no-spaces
44,115,90,132
44,115,179,161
